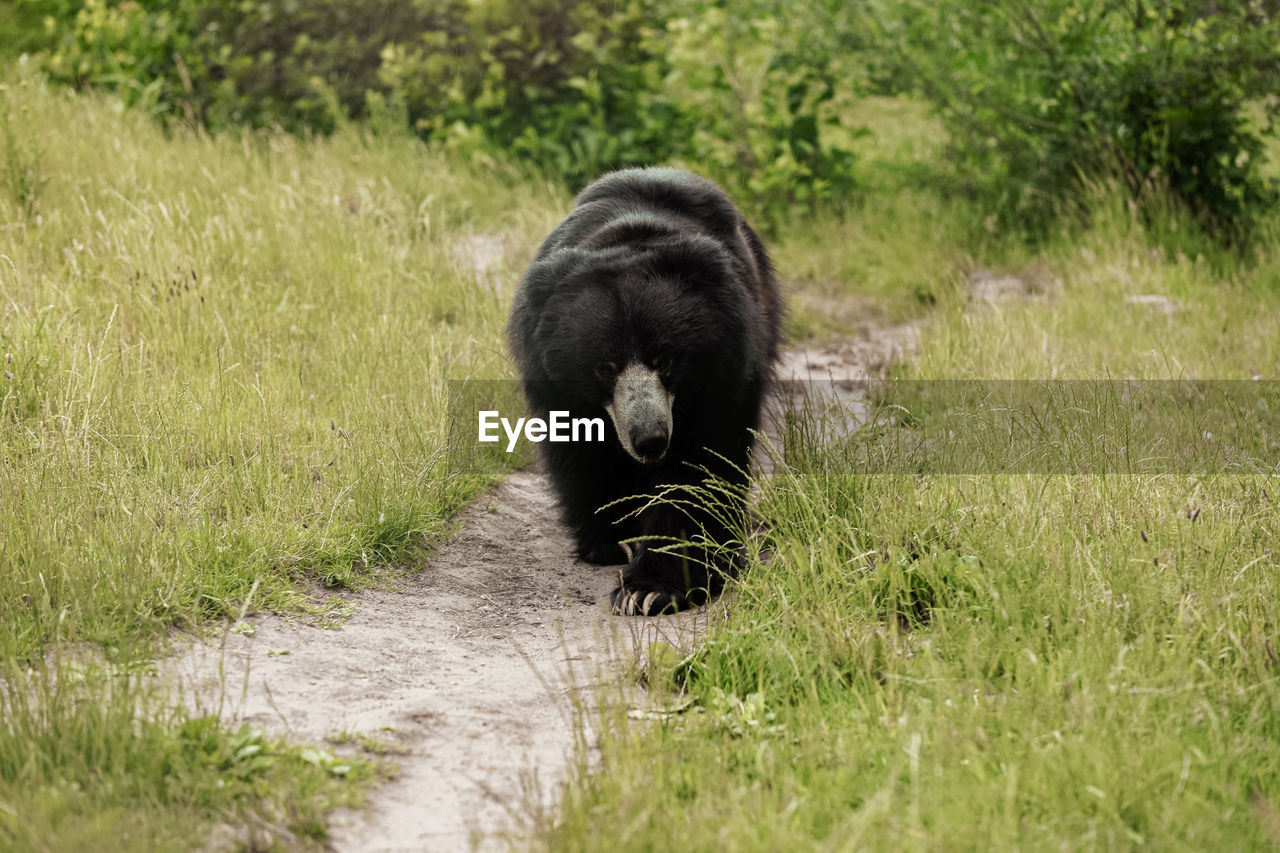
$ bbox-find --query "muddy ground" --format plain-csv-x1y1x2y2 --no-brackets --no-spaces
168,304,918,852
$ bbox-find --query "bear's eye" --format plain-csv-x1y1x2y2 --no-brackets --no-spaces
594,361,618,382
652,355,673,376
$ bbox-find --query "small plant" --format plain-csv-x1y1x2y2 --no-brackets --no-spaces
327,728,409,756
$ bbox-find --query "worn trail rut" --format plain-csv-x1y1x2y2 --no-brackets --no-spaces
171,470,705,851
169,321,917,852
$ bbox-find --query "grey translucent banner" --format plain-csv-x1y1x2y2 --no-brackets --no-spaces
774,379,1279,474
448,379,1280,475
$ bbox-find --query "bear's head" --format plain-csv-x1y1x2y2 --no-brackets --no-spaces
525,238,755,465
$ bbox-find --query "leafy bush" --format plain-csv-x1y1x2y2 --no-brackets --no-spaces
200,0,470,133
895,0,1280,241
386,0,861,214
38,0,860,221
379,0,674,186
656,0,857,228
41,0,443,129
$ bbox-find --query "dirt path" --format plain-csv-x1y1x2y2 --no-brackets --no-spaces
172,470,695,851
168,315,917,851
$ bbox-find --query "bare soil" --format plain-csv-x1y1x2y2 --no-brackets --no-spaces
171,471,692,851
167,314,916,852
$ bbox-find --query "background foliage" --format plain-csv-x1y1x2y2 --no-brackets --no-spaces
893,0,1280,240
2,3,1280,849
11,0,1278,239
30,0,860,226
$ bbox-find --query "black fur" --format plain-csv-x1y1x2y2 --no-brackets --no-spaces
507,168,782,615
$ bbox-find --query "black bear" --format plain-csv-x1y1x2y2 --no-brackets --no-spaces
507,168,782,615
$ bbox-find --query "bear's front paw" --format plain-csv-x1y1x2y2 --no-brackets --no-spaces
609,583,689,616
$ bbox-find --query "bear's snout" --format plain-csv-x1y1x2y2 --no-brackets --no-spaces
630,423,670,463
604,362,674,465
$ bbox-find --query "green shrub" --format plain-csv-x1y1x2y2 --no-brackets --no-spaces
656,1,857,229
199,0,469,133
896,0,1280,241
40,0,214,120
38,0,860,221
379,0,674,187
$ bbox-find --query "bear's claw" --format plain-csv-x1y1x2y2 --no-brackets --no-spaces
609,584,685,616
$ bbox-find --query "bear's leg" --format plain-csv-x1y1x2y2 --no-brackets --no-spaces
543,441,636,565
576,521,629,565
609,469,748,616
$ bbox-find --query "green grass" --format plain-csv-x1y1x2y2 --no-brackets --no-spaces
2,666,376,851
775,94,977,335
550,467,1279,849
539,120,1280,850
0,74,568,662
0,71,564,848
4,61,1279,849
910,193,1280,380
